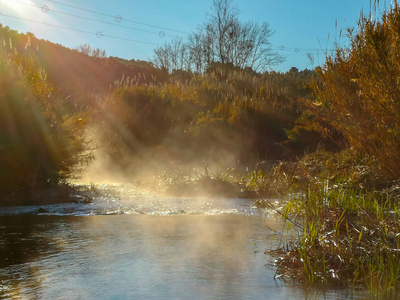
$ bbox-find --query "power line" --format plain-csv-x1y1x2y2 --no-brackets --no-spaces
270,45,335,53
0,0,337,55
283,52,324,57
0,12,329,57
0,12,331,60
0,13,161,46
12,0,184,39
45,0,191,35
0,3,334,60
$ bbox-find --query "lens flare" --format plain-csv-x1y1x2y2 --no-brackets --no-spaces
1,0,42,22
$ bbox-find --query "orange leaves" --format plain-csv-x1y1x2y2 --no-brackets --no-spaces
0,45,94,194
308,5,400,182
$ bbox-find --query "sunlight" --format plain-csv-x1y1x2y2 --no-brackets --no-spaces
1,0,57,24
0,0,79,48
3,0,32,14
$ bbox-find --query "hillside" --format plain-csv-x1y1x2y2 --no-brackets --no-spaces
0,24,167,104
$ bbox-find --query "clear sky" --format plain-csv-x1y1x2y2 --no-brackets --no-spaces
0,0,389,72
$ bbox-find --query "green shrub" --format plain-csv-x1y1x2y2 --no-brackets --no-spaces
0,43,93,200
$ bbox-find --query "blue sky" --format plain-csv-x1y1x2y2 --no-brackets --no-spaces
0,0,389,72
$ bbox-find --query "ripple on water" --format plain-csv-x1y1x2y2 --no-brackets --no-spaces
0,184,275,217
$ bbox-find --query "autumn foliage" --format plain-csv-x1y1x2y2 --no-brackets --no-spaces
303,4,400,185
0,38,93,201
94,62,317,174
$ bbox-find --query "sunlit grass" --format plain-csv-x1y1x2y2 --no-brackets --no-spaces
0,36,93,203
256,147,400,298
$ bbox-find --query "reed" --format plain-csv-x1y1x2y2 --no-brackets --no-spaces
269,172,400,298
0,35,93,203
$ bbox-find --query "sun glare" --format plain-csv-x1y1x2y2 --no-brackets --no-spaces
0,0,68,43
4,0,23,10
2,0,42,18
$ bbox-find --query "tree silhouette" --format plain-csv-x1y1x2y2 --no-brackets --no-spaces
153,0,284,73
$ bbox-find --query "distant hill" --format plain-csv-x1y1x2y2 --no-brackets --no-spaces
0,24,168,105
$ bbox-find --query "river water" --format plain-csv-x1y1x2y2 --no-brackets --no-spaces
0,184,370,299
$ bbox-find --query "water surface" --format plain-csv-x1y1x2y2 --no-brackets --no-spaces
0,185,371,299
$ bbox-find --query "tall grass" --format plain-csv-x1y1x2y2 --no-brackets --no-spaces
261,147,400,297
95,62,319,174
269,8,400,294
0,38,93,203
304,2,400,186
275,178,400,297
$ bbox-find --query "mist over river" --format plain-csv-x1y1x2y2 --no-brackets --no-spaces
0,184,371,299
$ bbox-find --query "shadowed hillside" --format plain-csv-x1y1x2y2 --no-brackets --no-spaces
0,24,167,106
0,23,338,203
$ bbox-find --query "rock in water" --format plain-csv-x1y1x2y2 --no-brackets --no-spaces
37,207,50,214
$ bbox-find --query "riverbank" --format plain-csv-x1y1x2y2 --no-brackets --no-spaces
254,150,400,298
0,185,95,207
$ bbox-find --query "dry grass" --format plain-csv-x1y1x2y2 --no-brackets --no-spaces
263,157,400,298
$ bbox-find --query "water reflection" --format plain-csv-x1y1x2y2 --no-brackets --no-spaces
0,214,372,299
0,216,64,299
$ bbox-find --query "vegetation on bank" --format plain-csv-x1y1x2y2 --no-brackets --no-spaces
0,22,323,205
0,0,332,205
0,36,94,205
262,3,400,297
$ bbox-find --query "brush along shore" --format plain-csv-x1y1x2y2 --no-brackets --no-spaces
256,151,400,298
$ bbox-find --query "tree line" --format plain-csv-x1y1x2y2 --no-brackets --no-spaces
2,0,400,205
153,0,284,73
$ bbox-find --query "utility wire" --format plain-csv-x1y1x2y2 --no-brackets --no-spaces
0,11,330,58
45,0,191,35
270,45,335,52
12,0,184,39
0,13,161,46
0,12,326,56
0,2,335,57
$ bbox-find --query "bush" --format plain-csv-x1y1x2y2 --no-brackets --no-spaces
307,4,400,185
0,44,93,200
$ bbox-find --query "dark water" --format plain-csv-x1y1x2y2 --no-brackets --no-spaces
0,187,371,299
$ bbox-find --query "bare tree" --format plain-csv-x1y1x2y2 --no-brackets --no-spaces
152,0,284,73
188,31,215,73
76,43,107,58
153,38,190,72
205,0,240,65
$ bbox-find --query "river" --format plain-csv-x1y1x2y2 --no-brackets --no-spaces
0,184,371,299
